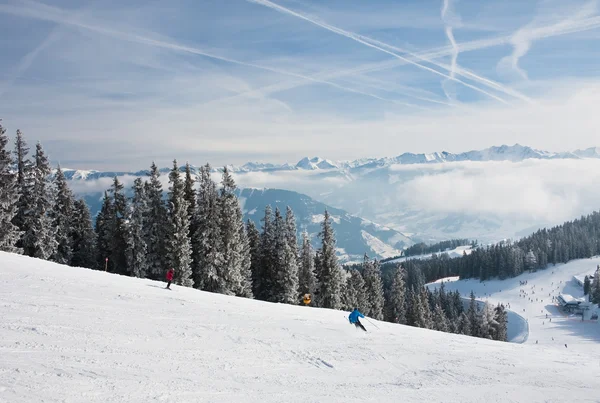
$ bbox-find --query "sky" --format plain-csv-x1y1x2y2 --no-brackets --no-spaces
1,0,600,170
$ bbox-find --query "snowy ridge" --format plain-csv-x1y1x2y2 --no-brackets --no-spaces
60,144,600,180
2,252,600,403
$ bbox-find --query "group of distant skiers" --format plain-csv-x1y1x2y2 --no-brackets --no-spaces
163,268,370,331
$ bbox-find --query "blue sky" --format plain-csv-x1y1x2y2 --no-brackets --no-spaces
1,0,600,169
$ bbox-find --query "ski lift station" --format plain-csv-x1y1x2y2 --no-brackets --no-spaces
557,294,595,319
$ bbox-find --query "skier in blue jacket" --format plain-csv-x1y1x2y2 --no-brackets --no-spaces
349,308,366,331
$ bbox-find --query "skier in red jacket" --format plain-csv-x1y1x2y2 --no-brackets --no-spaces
165,268,174,289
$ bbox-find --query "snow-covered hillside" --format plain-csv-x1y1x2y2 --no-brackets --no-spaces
2,252,600,402
428,257,600,353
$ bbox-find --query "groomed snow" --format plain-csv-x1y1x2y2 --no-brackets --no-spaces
2,252,600,402
428,257,600,353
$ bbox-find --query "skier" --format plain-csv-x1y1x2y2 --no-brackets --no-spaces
349,308,366,331
166,268,174,290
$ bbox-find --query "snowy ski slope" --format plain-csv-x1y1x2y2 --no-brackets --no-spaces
428,257,600,355
1,252,600,403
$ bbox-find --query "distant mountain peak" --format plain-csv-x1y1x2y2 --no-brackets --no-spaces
295,157,338,170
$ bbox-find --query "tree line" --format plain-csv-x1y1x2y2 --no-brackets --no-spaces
0,125,507,343
378,212,600,286
380,238,475,262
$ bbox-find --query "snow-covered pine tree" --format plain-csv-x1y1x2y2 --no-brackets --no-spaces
12,129,32,247
389,265,406,324
184,163,198,264
0,124,21,253
50,165,74,265
22,142,56,259
343,269,367,311
477,302,494,339
457,311,471,335
271,207,286,301
351,269,368,311
235,207,253,298
467,290,478,337
315,210,343,309
285,206,298,252
165,160,193,287
193,164,222,292
71,199,97,269
493,304,508,341
274,207,299,304
591,272,600,304
406,287,423,327
583,275,591,296
144,162,167,280
125,178,148,278
246,219,262,297
432,303,449,332
107,177,128,274
216,166,243,295
258,205,275,301
419,287,433,329
341,271,356,311
525,250,537,271
95,191,112,269
298,230,317,300
362,254,385,320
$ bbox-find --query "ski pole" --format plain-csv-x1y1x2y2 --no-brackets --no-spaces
365,317,380,329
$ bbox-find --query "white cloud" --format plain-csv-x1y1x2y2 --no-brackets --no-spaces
392,159,600,222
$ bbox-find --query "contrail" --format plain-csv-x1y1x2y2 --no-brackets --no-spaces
248,0,511,105
441,0,459,101
0,1,443,110
249,0,600,105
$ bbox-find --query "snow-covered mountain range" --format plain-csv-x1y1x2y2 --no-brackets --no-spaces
228,144,600,173
64,144,600,250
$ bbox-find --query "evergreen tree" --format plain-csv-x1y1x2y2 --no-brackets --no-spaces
389,265,406,324
0,124,21,253
363,254,385,320
457,312,471,335
315,210,343,309
50,165,74,265
298,230,317,299
348,269,368,311
71,199,97,269
433,303,449,332
12,129,32,247
216,166,243,294
184,163,198,268
144,162,167,279
165,160,193,287
273,207,299,304
95,191,112,270
583,275,591,296
194,165,222,292
22,143,56,259
107,177,128,274
246,219,262,298
525,250,537,271
591,271,600,304
236,208,253,298
467,290,478,337
419,287,433,329
478,302,495,339
125,178,148,278
493,304,508,342
258,205,275,301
